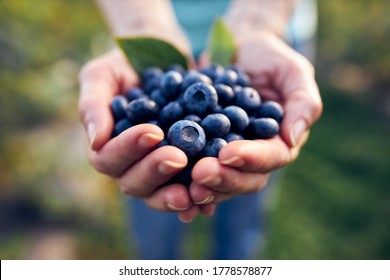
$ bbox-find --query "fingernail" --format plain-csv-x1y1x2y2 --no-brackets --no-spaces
194,195,214,205
167,203,189,211
87,122,96,148
138,133,164,148
158,160,186,175
290,119,307,147
198,175,222,187
220,156,245,167
179,215,193,223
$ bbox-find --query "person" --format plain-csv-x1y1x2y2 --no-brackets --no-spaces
78,0,322,259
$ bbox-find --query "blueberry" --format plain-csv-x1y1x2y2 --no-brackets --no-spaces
167,120,206,158
150,88,169,108
224,132,244,142
160,70,183,100
158,101,185,128
126,87,146,102
213,104,224,114
222,105,249,133
214,84,235,106
157,138,169,148
235,87,261,114
256,101,284,123
200,63,224,82
113,118,133,137
111,95,128,122
126,98,159,124
141,67,163,83
183,82,218,117
247,118,279,139
201,138,227,158
184,114,202,124
181,70,212,91
200,113,231,138
236,71,251,87
167,164,193,187
143,75,161,95
214,69,238,87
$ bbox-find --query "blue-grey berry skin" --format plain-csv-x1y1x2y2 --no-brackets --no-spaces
142,67,163,83
256,101,284,123
200,63,225,82
113,118,133,137
158,101,185,128
236,71,251,87
183,82,218,117
222,105,250,133
167,120,206,158
184,114,202,124
126,98,159,124
214,84,235,106
160,70,183,100
167,164,193,187
247,118,279,139
150,88,169,108
200,113,231,138
167,64,185,75
224,132,244,142
111,95,128,122
202,138,227,158
214,69,238,87
235,87,261,114
126,87,146,101
181,70,212,91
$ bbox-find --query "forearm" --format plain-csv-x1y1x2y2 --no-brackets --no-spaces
96,0,181,37
224,0,299,37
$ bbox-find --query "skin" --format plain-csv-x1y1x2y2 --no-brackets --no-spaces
79,0,323,223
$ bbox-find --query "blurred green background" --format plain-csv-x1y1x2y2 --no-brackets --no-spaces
0,0,389,259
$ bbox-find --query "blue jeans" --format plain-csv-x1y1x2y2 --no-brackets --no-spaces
128,191,264,260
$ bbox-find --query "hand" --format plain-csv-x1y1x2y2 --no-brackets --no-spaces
183,29,323,222
78,49,200,217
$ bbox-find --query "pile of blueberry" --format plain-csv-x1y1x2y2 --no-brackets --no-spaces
111,64,284,186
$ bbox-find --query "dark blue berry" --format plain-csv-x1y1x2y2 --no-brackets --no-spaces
167,120,206,158
200,113,231,138
200,63,224,82
167,164,193,187
247,118,279,139
236,72,251,87
126,87,146,101
223,105,249,133
183,82,218,117
143,76,161,95
235,87,261,114
111,95,128,122
158,101,185,128
150,88,169,108
181,70,212,91
113,118,133,137
126,98,159,124
214,69,238,87
256,101,284,123
184,114,202,124
202,138,227,158
142,67,163,83
157,138,169,148
167,64,185,75
224,132,244,142
160,70,183,100
214,84,235,106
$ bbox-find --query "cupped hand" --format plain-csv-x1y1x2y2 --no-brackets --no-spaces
182,29,323,222
78,49,195,215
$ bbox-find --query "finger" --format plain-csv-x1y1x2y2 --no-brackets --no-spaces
276,56,323,147
178,205,200,223
192,157,270,194
189,182,233,205
78,50,138,150
142,183,193,213
218,137,307,173
89,124,165,177
199,203,217,217
117,145,188,198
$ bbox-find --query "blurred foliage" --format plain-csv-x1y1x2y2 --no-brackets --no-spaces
0,0,389,259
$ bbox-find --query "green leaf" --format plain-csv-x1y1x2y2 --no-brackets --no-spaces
207,18,237,66
115,37,189,75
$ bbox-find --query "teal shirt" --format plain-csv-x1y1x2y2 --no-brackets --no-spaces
171,0,229,57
